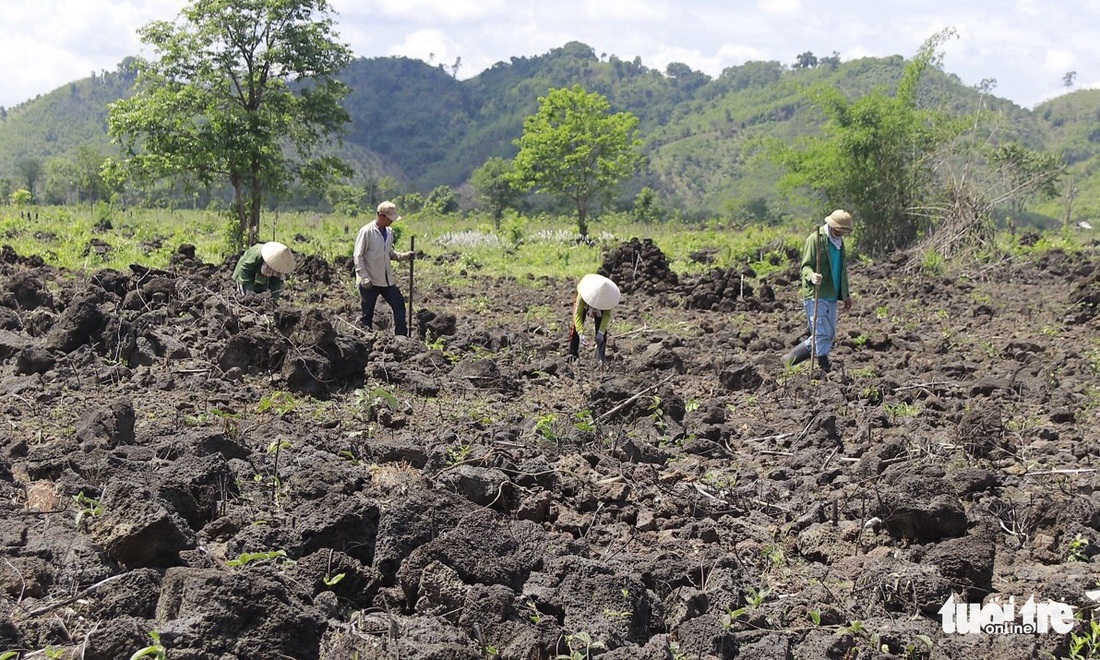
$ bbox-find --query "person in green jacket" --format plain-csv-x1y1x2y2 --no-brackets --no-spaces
568,273,621,363
232,241,296,300
781,210,853,372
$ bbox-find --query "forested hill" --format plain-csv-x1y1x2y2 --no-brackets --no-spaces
1,41,1099,221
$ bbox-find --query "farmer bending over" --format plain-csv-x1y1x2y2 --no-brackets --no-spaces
569,273,621,363
233,241,295,300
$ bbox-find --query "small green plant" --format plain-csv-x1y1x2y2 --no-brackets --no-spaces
809,609,822,626
701,470,737,491
323,572,347,587
534,413,558,441
73,491,104,527
746,585,771,608
884,401,921,420
762,544,784,568
226,549,295,568
352,386,399,421
602,607,632,618
572,409,595,433
209,408,241,438
555,631,605,660
685,398,701,413
0,652,19,660
852,334,869,348
526,600,543,624
839,619,865,635
725,585,772,625
861,384,883,404
668,641,689,660
257,391,300,416
1069,617,1100,659
647,395,666,431
903,634,934,658
920,249,945,276
424,333,447,351
446,444,473,466
1068,533,1091,562
1087,347,1100,375
129,631,168,660
874,305,890,320
1006,415,1041,433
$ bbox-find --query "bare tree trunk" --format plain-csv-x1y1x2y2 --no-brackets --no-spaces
576,197,589,238
230,176,249,249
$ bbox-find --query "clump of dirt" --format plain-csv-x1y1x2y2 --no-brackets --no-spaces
599,237,677,294
0,237,1098,660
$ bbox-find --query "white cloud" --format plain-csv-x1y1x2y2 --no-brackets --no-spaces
355,0,506,22
577,0,667,22
757,0,801,16
389,29,464,68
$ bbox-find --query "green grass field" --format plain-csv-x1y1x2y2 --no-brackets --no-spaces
1,204,1094,284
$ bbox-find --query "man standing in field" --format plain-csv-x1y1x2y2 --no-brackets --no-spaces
353,201,414,335
781,209,853,372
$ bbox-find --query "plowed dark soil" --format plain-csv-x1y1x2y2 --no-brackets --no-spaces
1,237,1098,660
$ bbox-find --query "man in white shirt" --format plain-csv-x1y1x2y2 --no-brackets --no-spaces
353,201,413,335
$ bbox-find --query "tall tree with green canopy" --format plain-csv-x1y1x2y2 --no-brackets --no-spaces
511,85,643,237
470,157,519,228
772,29,961,256
107,0,352,246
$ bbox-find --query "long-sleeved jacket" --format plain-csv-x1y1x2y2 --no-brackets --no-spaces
573,296,612,333
232,243,284,296
353,220,399,287
799,225,850,301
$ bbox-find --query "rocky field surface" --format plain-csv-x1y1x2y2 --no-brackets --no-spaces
1,235,1099,660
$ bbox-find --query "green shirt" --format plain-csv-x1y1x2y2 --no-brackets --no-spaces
799,226,849,301
232,244,285,296
574,296,612,333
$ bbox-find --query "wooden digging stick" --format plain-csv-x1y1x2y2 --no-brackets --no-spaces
407,236,415,334
810,230,821,382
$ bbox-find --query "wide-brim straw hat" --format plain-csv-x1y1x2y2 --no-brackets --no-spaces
825,209,853,231
577,273,621,310
260,241,295,274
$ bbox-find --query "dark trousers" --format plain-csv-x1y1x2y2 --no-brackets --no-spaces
359,285,407,335
568,310,606,359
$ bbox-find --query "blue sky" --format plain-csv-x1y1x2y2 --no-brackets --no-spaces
1,0,1096,110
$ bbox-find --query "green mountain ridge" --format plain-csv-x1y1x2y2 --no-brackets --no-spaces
1,41,1098,222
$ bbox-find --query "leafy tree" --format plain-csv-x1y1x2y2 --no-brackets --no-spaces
632,186,663,223
819,51,842,70
1063,71,1077,89
326,183,363,216
43,157,80,205
988,141,1063,221
470,157,519,227
772,29,961,255
15,157,43,197
511,85,643,236
9,188,33,205
424,185,458,214
107,0,352,245
794,51,818,69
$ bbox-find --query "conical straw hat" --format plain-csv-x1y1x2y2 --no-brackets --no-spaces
260,242,295,274
577,273,621,310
